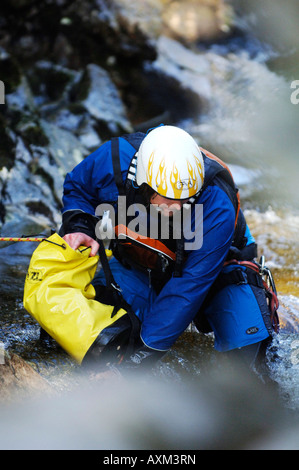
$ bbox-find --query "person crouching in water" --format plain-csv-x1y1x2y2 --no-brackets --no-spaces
60,125,279,379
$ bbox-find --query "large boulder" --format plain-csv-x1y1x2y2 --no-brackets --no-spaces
0,348,55,403
109,0,234,43
162,0,234,43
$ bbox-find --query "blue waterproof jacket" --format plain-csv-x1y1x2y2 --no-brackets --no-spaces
62,136,255,351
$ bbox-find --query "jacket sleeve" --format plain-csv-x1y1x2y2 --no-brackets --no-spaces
140,184,236,351
61,138,134,236
62,141,117,215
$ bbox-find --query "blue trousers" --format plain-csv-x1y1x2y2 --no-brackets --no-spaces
92,258,271,352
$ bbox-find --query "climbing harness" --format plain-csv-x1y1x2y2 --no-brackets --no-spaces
216,256,280,334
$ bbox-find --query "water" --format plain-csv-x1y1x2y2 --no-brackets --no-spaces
181,2,299,412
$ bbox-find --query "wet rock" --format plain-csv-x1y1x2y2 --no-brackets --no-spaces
0,103,88,237
0,119,16,171
151,35,212,109
39,119,88,194
0,348,55,403
113,0,164,39
111,0,235,44
0,156,60,244
0,50,136,237
1,1,234,69
162,0,234,43
5,75,36,116
56,0,157,65
72,63,132,134
26,60,79,106
0,1,237,253
0,47,22,94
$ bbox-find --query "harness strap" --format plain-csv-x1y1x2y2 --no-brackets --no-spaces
214,266,265,291
173,217,185,277
96,236,140,357
111,137,125,196
213,260,279,334
97,236,123,316
114,224,176,261
200,149,241,230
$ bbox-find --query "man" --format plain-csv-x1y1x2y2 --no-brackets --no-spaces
60,125,279,375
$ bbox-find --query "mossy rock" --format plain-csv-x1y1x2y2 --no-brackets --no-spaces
0,115,15,170
0,53,22,94
17,120,50,147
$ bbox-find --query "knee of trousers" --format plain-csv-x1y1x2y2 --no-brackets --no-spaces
201,282,272,352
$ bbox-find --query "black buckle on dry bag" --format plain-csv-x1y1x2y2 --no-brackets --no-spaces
96,235,141,357
97,235,123,317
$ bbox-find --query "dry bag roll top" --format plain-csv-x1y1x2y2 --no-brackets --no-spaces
23,233,128,363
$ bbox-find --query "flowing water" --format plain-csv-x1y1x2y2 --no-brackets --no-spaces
0,1,299,449
185,6,299,411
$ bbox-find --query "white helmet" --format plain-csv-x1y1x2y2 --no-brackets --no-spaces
136,125,204,199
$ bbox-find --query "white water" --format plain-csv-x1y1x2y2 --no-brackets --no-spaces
151,3,299,412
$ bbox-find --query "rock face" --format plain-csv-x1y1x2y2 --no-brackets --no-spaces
0,349,55,403
0,0,235,241
162,0,234,43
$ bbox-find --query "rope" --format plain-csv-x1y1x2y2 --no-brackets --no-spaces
0,237,45,242
0,236,113,256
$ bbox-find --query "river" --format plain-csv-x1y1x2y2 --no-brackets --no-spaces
185,3,299,410
0,0,299,449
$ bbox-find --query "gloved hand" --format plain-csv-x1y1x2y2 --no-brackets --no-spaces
118,339,166,373
86,341,167,381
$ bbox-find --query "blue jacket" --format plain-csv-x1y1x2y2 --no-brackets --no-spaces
62,137,255,350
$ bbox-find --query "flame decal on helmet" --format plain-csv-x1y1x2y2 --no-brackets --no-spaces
146,151,154,188
194,154,204,185
193,155,204,196
170,164,183,199
185,155,204,197
186,160,196,197
155,158,168,196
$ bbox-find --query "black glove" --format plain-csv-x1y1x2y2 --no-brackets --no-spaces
60,210,97,239
119,340,166,373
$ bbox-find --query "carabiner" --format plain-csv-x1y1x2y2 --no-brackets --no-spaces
259,255,277,295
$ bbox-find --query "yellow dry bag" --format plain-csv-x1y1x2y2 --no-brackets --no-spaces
23,233,129,364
